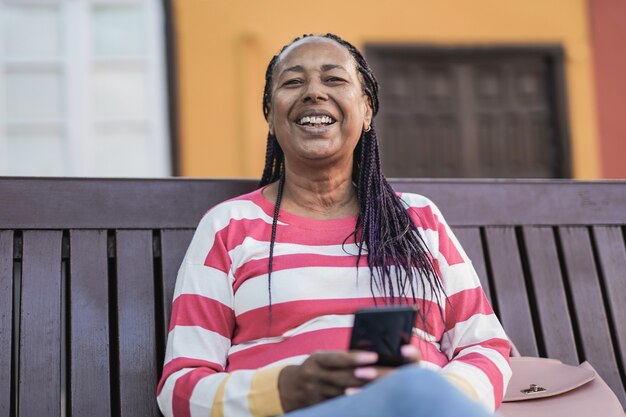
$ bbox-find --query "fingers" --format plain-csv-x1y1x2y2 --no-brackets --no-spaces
318,380,352,398
351,345,422,385
354,366,396,381
307,351,379,389
278,348,421,413
316,367,367,389
354,367,378,380
300,352,373,389
311,350,379,369
401,344,421,363
311,344,419,369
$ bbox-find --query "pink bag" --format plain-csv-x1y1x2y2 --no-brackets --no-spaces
499,357,625,417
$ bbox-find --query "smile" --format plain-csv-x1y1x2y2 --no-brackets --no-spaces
296,115,336,127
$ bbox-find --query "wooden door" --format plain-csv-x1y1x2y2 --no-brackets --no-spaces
366,46,571,178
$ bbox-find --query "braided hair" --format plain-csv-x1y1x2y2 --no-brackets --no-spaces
259,34,445,322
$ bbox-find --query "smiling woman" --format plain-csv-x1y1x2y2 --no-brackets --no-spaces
265,37,371,169
157,34,511,417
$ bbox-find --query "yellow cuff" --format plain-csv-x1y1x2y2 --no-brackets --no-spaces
443,373,480,401
248,365,287,417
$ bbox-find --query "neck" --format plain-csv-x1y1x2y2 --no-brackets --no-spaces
264,161,358,220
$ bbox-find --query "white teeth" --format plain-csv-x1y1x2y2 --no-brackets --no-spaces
298,115,334,125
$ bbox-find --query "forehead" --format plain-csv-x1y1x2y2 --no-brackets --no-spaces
274,37,357,74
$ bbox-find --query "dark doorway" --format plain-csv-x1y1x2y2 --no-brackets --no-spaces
365,45,571,178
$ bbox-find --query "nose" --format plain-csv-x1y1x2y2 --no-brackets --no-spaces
302,79,328,102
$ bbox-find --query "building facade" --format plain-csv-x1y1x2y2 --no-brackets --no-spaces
1,0,623,179
171,0,625,179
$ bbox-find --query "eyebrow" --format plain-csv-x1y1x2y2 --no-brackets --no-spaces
321,64,346,72
281,64,347,75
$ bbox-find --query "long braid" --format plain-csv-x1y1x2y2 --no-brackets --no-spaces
259,34,446,326
259,132,276,185
267,170,285,322
259,133,284,187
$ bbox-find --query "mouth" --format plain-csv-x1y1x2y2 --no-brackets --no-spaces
295,113,337,128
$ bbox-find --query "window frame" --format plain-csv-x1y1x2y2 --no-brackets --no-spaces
0,0,174,177
365,44,572,178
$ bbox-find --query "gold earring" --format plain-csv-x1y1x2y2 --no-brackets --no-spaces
364,125,371,132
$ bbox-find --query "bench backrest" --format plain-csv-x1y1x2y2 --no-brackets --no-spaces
1,177,625,416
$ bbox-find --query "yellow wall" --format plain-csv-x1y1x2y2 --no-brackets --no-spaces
173,0,600,179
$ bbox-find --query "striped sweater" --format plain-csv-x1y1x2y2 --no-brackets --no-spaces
157,188,511,417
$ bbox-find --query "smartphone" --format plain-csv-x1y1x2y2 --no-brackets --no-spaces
349,305,417,367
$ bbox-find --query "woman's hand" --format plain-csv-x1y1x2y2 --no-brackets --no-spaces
278,345,421,412
349,344,422,391
278,351,378,412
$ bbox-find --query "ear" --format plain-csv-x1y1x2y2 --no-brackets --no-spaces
363,95,373,130
265,108,274,135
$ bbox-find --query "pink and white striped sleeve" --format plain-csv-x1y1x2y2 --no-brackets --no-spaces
156,210,284,417
427,200,512,412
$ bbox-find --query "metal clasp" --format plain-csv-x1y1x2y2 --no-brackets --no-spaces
521,384,546,394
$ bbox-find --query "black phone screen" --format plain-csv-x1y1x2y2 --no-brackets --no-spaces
349,306,417,367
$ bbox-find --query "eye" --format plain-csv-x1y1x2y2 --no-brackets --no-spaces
325,76,346,84
282,78,303,87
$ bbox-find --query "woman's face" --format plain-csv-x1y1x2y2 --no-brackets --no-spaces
267,37,373,168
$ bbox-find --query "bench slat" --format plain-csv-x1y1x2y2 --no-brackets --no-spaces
484,227,538,356
0,231,13,417
2,179,625,229
115,230,159,417
522,226,578,364
452,227,491,305
159,229,194,348
559,226,626,408
19,231,62,417
69,230,112,417
591,226,626,397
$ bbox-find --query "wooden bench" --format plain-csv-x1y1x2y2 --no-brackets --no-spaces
0,177,624,417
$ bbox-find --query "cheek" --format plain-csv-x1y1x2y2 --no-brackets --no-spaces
270,96,293,124
342,92,368,119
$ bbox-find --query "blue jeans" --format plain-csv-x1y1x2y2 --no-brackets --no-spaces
285,366,495,417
